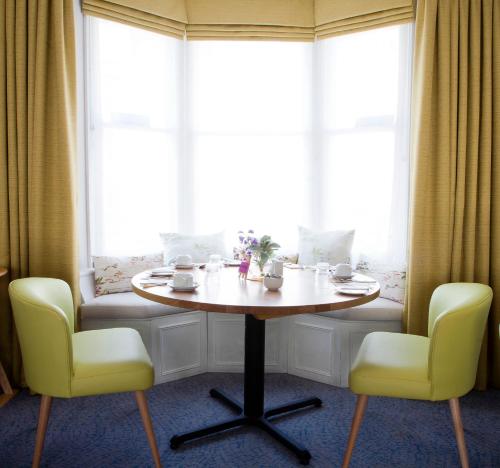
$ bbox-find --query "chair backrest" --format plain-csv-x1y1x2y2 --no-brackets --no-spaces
9,278,75,397
428,283,492,400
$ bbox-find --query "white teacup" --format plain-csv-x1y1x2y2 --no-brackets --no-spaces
176,254,193,266
334,263,352,278
173,272,194,288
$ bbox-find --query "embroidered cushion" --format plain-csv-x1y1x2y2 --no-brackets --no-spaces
93,253,163,296
297,226,355,266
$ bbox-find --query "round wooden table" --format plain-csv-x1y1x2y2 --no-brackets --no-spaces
132,267,379,465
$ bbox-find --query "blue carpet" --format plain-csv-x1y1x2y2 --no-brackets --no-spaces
1,373,499,467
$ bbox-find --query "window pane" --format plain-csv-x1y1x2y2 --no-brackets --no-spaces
193,135,308,243
94,19,181,130
92,128,178,255
189,41,312,247
189,41,312,133
319,24,412,265
319,26,402,130
88,18,182,255
323,132,396,256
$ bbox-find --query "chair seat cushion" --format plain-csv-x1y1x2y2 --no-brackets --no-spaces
350,332,431,400
316,297,403,321
80,291,192,321
71,328,153,397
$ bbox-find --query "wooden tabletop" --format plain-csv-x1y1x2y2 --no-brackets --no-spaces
132,267,379,320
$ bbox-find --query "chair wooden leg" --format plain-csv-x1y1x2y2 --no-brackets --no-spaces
135,391,162,468
449,398,469,468
33,395,52,468
342,394,369,468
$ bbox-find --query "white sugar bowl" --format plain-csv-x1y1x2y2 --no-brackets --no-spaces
264,275,283,291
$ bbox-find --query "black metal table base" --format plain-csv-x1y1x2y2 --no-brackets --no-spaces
170,315,322,465
170,389,321,464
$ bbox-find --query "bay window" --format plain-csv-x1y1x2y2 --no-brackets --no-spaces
86,17,412,266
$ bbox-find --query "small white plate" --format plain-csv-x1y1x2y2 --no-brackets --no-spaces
224,259,241,266
166,280,199,292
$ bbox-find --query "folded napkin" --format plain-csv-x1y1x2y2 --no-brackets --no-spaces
139,278,169,287
335,285,372,291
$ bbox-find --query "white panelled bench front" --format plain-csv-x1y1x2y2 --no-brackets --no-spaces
80,270,402,387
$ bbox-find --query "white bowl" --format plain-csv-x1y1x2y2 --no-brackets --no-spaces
264,276,283,291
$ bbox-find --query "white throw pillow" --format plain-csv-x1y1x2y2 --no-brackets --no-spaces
93,253,163,296
297,226,355,266
159,231,227,265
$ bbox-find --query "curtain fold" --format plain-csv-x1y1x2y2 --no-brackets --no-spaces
314,0,414,38
185,0,314,40
0,0,79,385
406,0,500,388
82,0,187,38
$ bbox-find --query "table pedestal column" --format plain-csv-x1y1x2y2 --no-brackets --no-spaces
170,314,322,465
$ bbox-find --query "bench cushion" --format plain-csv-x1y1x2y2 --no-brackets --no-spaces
81,291,193,321
316,297,402,321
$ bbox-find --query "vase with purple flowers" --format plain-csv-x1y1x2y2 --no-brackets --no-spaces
235,230,280,281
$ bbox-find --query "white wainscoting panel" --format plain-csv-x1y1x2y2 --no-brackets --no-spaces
207,313,288,373
152,311,208,384
287,314,341,385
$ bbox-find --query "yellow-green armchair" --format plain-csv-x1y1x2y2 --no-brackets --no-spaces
343,283,493,468
9,278,162,468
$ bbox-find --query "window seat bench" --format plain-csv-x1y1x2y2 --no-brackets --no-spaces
79,269,402,387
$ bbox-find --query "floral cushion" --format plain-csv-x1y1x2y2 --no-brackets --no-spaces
93,253,163,296
276,252,299,264
297,226,355,266
159,231,227,265
356,260,406,304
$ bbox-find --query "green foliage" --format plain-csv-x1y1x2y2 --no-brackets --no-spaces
248,234,280,272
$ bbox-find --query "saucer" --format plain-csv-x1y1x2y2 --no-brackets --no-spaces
166,280,199,291
174,263,195,269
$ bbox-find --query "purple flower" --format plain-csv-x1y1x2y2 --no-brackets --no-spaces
238,235,244,242
252,238,258,245
248,229,254,234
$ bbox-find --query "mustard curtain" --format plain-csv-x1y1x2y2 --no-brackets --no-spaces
406,0,500,388
0,0,79,385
